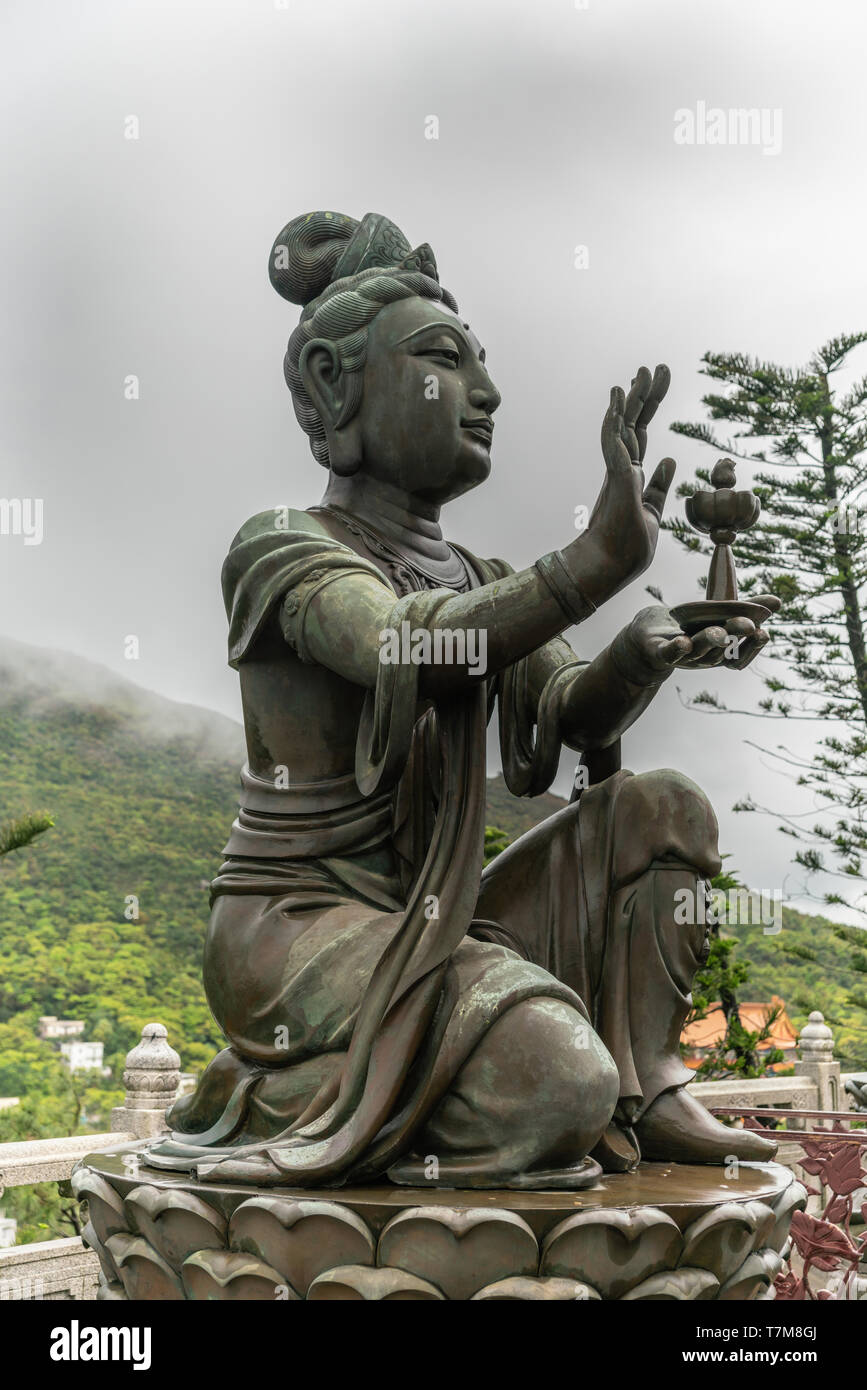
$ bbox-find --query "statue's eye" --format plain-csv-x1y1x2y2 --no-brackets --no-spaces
424,347,460,367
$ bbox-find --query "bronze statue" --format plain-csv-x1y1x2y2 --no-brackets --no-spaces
147,210,780,1190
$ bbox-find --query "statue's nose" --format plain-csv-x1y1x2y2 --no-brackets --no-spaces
469,383,501,416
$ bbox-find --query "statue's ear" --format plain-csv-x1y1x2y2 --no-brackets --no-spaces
298,340,344,427
298,339,362,475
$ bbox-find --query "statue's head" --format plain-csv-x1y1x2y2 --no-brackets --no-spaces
270,211,501,504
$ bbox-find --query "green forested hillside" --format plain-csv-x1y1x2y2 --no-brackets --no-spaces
721,910,867,1071
0,640,250,1086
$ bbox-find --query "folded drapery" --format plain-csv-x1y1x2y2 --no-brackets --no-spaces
146,515,582,1185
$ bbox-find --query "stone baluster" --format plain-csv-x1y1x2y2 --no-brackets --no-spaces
110,1023,180,1138
794,1011,845,1123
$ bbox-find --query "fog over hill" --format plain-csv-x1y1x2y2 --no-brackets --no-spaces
0,635,247,765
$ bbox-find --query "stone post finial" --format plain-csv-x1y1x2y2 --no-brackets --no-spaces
798,1011,834,1058
795,1010,845,1119
110,1023,181,1138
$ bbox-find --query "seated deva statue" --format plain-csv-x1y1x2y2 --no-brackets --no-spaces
148,211,777,1190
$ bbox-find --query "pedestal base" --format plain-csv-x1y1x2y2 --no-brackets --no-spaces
72,1147,805,1301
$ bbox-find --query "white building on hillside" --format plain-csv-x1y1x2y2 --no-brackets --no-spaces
59,1040,106,1073
39,1016,85,1040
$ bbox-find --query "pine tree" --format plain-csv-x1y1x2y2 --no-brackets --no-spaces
667,333,867,924
0,812,53,858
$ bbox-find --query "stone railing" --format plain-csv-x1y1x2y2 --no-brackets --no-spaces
690,1010,859,1122
0,1023,180,1301
0,1012,863,1300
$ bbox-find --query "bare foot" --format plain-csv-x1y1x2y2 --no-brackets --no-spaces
634,1088,777,1163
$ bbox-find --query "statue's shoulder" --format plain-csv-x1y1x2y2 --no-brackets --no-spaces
221,507,361,666
227,507,331,552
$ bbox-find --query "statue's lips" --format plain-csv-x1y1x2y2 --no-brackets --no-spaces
462,419,494,447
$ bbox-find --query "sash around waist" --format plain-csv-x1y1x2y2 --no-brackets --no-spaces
237,762,368,814
222,786,394,859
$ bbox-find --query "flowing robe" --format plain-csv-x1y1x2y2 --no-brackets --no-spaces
146,507,719,1187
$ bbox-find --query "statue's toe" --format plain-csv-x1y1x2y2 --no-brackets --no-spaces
634,1087,777,1164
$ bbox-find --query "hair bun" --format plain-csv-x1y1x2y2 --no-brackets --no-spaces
268,212,360,307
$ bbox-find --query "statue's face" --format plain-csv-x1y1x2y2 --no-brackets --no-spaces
354,295,501,504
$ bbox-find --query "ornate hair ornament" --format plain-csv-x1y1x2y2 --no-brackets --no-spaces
331,212,439,284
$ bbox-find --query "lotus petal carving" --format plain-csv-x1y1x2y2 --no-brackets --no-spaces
125,1184,226,1272
740,1199,776,1252
182,1248,296,1301
81,1218,122,1285
71,1168,127,1248
541,1207,682,1299
622,1267,719,1300
680,1202,764,1283
308,1264,444,1300
718,1248,784,1301
378,1206,538,1301
229,1196,375,1296
106,1232,185,1301
471,1276,601,1300
768,1180,808,1252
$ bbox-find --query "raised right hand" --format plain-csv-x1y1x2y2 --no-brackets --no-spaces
575,365,675,607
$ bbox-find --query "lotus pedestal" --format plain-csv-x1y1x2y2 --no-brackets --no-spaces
72,1147,804,1302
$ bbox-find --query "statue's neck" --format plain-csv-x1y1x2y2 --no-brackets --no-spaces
318,473,451,563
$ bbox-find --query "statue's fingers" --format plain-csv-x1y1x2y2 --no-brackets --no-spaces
601,387,633,476
621,418,640,465
646,363,672,412
681,625,727,666
635,364,671,460
752,593,782,614
719,617,755,665
642,458,676,520
623,366,652,429
732,629,770,669
658,634,694,665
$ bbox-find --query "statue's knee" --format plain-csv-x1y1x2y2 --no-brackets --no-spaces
612,768,721,883
622,767,713,820
516,1000,618,1155
420,997,618,1175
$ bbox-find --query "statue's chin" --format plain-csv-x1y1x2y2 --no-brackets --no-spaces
427,455,492,505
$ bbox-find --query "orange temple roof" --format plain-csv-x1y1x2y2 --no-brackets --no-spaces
681,997,799,1053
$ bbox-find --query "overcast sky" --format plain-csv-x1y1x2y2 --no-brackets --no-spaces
2,0,866,919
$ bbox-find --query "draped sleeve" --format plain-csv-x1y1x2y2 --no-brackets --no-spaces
221,508,391,668
464,552,587,798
